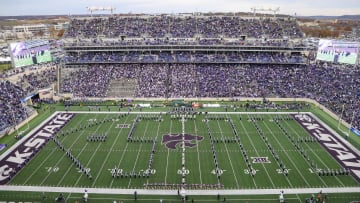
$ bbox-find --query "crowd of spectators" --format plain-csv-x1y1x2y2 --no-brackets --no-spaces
60,63,360,129
0,81,28,133
0,64,57,133
63,38,305,47
15,67,57,94
1,62,359,133
65,15,303,39
1,14,358,136
64,51,306,64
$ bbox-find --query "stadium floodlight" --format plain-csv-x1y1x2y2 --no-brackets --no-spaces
86,6,116,16
250,7,280,17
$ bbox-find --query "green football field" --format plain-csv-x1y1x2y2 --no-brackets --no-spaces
8,111,359,190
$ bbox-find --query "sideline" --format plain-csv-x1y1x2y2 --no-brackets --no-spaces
0,185,359,195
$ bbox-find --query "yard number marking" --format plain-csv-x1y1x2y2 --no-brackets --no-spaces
45,167,59,173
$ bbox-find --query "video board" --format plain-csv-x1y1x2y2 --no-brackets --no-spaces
9,39,52,68
316,39,359,65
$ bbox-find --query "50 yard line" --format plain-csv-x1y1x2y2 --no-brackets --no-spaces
164,119,173,184
193,118,203,184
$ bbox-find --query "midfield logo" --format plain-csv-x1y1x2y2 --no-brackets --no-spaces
162,134,204,149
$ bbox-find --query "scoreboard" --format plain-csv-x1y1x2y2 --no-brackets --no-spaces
9,39,52,68
316,39,359,65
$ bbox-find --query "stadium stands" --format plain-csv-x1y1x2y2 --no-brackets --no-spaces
59,63,360,130
64,15,303,39
0,81,28,133
15,67,56,94
63,51,306,64
1,13,359,134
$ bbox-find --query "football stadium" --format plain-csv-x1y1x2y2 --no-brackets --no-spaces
0,2,360,203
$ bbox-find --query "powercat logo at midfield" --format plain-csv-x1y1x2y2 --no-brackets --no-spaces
162,134,204,149
0,113,74,185
293,113,360,183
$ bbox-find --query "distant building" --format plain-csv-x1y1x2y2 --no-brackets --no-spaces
53,22,69,30
13,24,48,39
352,27,360,38
0,30,17,40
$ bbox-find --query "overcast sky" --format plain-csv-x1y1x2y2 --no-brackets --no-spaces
0,0,359,16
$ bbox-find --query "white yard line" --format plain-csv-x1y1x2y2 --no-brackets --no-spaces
181,115,186,187
205,121,221,186
73,118,117,187
164,119,173,184
22,114,89,185
230,118,257,189
193,119,203,184
65,192,72,202
282,119,344,187
239,116,275,188
310,112,360,156
0,112,60,160
40,115,109,186
165,150,170,184
4,110,360,199
57,142,89,186
91,115,131,187
215,119,240,188
246,115,296,189
262,121,311,187
126,120,152,188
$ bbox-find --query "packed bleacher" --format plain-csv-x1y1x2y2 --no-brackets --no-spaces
0,64,57,133
63,51,306,64
63,37,306,47
1,13,359,136
0,81,28,134
64,15,303,39
60,63,360,130
15,67,57,94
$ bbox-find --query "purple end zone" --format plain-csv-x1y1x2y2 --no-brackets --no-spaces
162,134,204,150
0,113,75,185
292,113,360,183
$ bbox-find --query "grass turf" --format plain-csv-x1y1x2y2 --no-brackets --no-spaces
8,112,359,189
1,102,359,203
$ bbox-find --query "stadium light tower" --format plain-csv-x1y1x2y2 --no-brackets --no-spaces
251,7,280,17
86,6,116,16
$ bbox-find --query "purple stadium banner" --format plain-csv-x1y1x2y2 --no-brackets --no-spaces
0,113,74,185
293,113,360,183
